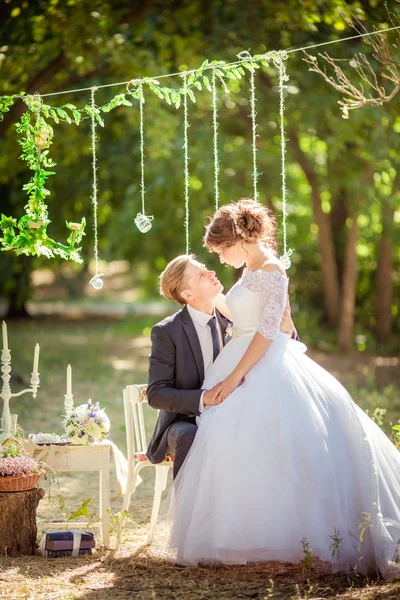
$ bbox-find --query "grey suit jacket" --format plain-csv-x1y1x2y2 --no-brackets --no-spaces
146,305,231,464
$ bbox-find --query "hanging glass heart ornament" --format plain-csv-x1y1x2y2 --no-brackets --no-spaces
134,212,154,233
89,273,104,290
280,249,293,270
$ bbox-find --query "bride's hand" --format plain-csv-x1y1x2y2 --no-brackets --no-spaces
215,373,243,403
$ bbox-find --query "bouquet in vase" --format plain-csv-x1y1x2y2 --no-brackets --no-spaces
63,400,110,445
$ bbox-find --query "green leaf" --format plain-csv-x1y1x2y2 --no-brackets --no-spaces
94,111,105,127
50,109,59,124
0,214,16,229
202,76,212,92
187,89,196,103
162,88,172,105
232,68,243,79
148,83,164,99
68,498,92,521
72,110,81,125
56,108,69,120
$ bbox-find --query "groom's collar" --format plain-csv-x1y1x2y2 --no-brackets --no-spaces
186,304,216,328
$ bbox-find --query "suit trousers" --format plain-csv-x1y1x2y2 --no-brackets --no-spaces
166,420,197,479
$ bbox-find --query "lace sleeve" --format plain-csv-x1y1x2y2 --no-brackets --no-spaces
242,269,288,341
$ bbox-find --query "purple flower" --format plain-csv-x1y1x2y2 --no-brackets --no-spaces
0,456,46,477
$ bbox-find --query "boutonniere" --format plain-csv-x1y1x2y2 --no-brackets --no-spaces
225,326,232,339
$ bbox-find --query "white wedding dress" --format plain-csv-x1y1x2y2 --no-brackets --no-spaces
156,268,400,580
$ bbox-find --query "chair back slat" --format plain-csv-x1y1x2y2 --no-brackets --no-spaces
123,387,135,458
138,403,147,451
124,384,148,456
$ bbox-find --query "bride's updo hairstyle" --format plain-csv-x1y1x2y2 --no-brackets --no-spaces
204,198,277,253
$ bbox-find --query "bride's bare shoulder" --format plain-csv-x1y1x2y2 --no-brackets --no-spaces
260,259,286,277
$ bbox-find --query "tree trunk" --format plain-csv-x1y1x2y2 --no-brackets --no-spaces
264,193,276,215
330,186,349,282
289,133,340,324
0,487,45,555
375,198,395,340
338,215,359,352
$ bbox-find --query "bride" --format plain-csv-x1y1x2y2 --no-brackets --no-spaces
157,198,400,580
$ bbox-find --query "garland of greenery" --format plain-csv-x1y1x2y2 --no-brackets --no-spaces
0,94,86,261
0,51,285,261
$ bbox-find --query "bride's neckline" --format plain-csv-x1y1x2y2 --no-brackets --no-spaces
244,251,283,273
244,262,285,274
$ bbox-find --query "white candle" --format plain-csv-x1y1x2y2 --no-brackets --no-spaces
2,321,8,351
33,343,40,374
67,364,72,396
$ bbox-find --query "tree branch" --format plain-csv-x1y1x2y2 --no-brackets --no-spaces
302,12,400,118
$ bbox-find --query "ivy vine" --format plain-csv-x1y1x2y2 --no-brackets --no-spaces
1,95,86,261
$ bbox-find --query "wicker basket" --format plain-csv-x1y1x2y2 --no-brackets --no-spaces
0,473,41,493
0,438,42,493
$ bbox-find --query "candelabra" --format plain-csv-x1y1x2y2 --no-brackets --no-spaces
1,321,40,439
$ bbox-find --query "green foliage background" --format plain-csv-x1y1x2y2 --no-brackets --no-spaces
0,0,399,350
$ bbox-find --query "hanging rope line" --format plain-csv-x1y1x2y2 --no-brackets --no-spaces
244,60,259,203
249,63,259,202
134,82,154,233
274,53,293,270
182,73,190,254
88,87,104,290
139,83,145,216
27,25,400,100
34,93,42,171
237,50,259,202
211,68,220,211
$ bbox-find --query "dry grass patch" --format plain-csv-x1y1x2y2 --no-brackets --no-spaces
1,533,400,600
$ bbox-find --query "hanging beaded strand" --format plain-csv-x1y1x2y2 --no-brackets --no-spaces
211,68,220,211
274,52,293,270
134,81,154,233
182,73,190,254
88,87,104,290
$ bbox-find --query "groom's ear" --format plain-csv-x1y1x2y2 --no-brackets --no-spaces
181,289,193,302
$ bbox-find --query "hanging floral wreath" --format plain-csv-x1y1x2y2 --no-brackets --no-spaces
0,95,86,262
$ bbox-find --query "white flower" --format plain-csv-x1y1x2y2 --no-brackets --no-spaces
63,401,110,445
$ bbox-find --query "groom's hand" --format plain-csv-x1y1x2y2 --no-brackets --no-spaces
280,296,294,336
203,383,223,406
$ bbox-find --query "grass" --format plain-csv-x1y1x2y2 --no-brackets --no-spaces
0,316,400,599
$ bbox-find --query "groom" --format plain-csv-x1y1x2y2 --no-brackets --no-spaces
146,254,296,478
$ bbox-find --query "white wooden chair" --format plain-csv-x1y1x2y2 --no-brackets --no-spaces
122,384,173,543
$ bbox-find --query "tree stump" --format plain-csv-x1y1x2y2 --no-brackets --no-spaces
0,488,45,555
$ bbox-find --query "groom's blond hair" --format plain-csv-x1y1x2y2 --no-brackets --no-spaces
159,254,195,305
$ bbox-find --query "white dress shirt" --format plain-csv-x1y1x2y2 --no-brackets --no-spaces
187,304,224,413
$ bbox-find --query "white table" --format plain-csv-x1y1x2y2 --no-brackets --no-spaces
24,441,111,548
